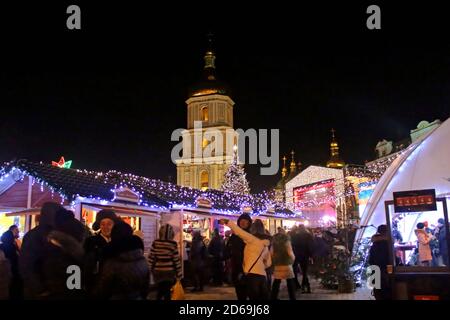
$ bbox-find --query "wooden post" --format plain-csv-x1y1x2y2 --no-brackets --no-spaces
26,176,32,209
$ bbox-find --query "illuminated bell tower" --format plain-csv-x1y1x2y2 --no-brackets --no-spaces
176,35,237,190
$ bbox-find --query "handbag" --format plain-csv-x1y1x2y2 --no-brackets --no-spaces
237,247,266,281
171,280,185,300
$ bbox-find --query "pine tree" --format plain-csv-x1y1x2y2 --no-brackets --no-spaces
221,148,250,195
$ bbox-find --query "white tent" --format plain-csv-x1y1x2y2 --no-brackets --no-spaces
357,117,450,242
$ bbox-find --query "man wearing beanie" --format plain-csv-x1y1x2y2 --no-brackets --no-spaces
84,209,121,296
224,213,252,300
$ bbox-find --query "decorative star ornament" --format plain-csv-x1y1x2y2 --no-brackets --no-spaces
52,157,72,169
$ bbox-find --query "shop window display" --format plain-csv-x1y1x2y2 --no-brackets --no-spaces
82,208,141,232
0,215,26,238
390,201,449,267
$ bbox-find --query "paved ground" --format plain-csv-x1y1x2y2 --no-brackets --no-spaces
149,278,374,300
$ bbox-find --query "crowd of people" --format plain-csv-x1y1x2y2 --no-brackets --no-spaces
8,202,448,301
0,203,325,300
173,213,319,300
413,219,448,267
0,202,150,300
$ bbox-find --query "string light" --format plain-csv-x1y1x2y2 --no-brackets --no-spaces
0,160,300,218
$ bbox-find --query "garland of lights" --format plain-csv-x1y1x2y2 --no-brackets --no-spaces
2,153,406,219
0,161,300,218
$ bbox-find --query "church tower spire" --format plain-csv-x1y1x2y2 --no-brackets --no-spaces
326,128,345,169
281,156,288,178
290,150,297,172
176,34,237,191
204,32,216,79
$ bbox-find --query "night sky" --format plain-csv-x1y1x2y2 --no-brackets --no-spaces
1,2,450,192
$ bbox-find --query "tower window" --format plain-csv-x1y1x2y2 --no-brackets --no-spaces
201,106,209,122
202,138,209,149
200,171,209,191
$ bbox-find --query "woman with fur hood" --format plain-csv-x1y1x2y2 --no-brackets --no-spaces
93,222,149,300
270,232,296,300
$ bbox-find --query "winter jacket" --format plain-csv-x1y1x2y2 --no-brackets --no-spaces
291,230,314,260
312,236,331,258
436,225,448,257
0,230,20,277
226,221,271,277
368,233,390,271
94,236,149,300
148,239,182,283
415,229,433,262
190,236,207,267
227,234,245,279
271,233,295,280
84,233,110,292
208,235,224,259
0,249,11,300
34,230,85,300
19,202,63,299
19,225,53,299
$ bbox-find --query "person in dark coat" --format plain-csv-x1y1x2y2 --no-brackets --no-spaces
19,202,64,299
368,224,391,300
38,209,86,300
0,248,11,299
93,221,148,300
208,228,224,286
84,209,121,295
190,231,207,292
289,226,301,289
291,224,314,293
435,218,449,266
226,213,252,300
0,227,23,299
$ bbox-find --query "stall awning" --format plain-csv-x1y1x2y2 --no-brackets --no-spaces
81,203,161,218
5,208,41,216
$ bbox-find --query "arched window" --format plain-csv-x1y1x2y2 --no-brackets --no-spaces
202,138,209,149
200,171,209,191
201,106,209,122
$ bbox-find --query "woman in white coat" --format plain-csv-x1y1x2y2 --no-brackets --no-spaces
219,218,271,300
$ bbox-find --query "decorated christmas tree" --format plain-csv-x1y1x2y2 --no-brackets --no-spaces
221,146,250,195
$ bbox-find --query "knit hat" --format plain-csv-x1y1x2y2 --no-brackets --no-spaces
377,224,387,234
237,213,252,230
92,209,120,231
111,221,133,242
39,202,65,228
54,208,85,242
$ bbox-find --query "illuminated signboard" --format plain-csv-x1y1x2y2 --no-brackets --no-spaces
358,181,377,217
393,189,437,213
